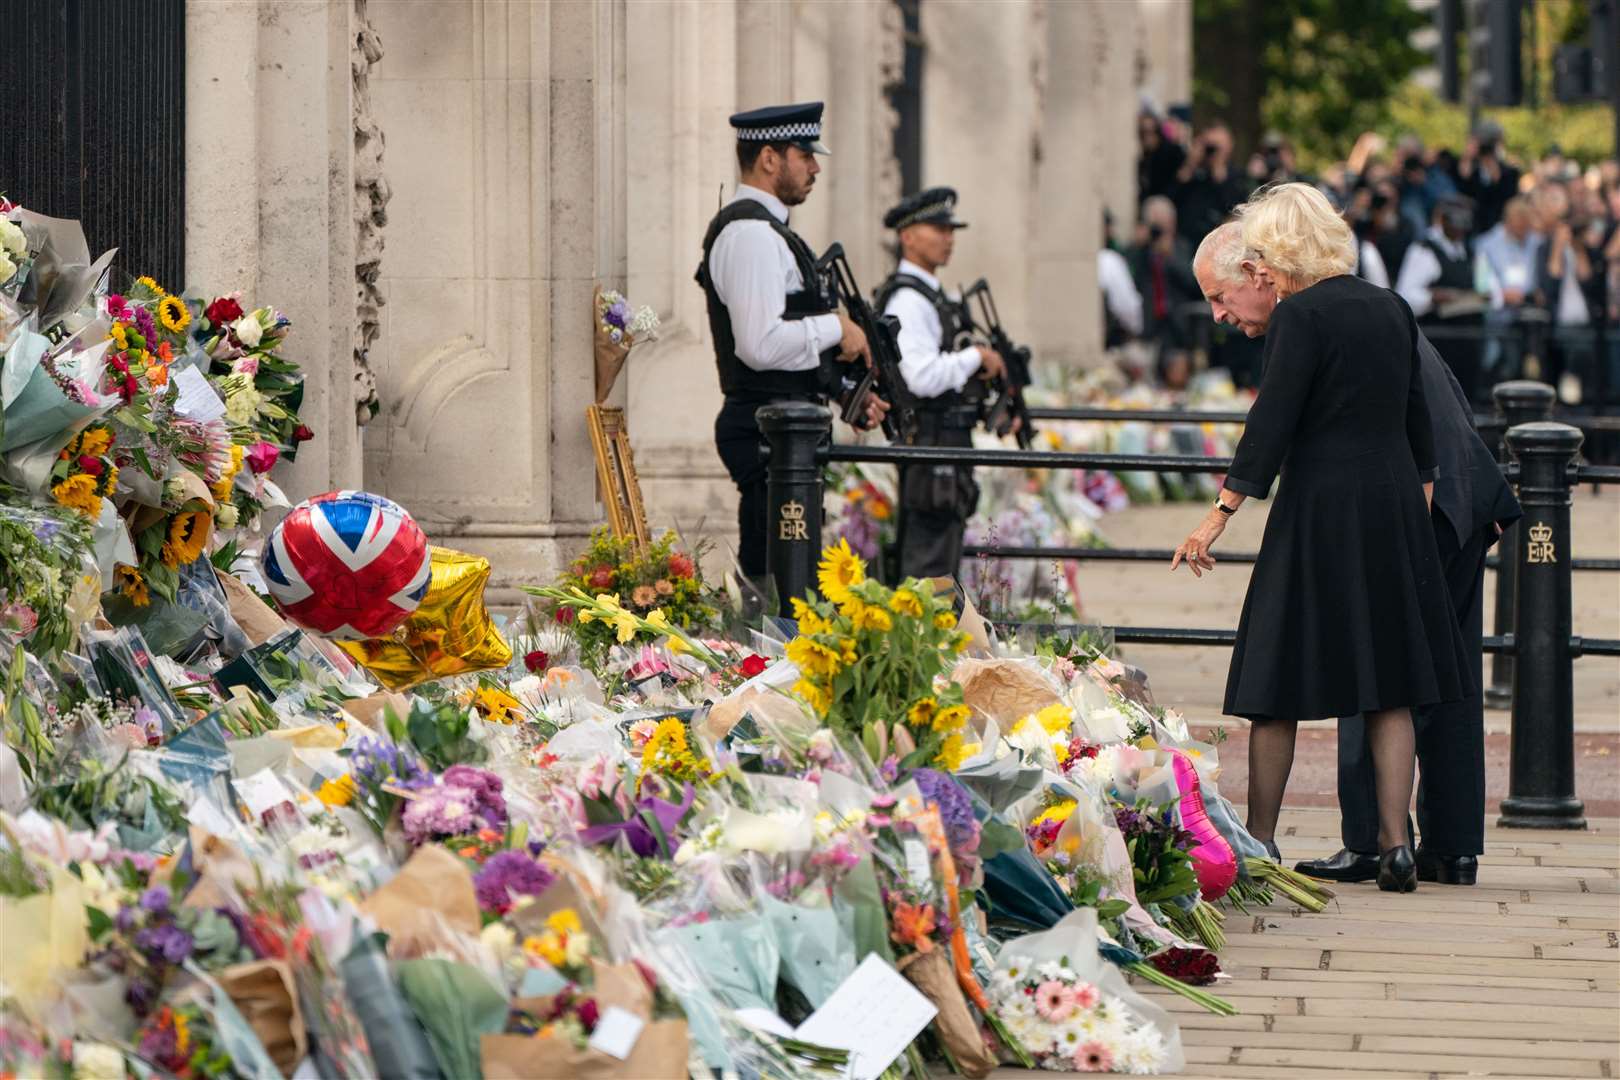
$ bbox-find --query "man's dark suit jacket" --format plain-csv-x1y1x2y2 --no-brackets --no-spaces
1417,331,1522,548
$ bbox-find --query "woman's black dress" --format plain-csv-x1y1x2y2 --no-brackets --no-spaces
1223,274,1470,722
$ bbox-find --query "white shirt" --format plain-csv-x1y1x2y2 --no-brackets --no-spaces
1098,248,1144,336
882,259,983,399
1395,227,1470,318
707,184,842,373
1357,239,1390,289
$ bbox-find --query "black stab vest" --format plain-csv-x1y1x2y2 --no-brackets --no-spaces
873,271,972,408
695,199,838,401
1418,238,1476,299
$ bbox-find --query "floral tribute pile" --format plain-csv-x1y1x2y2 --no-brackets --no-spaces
1,210,1331,1079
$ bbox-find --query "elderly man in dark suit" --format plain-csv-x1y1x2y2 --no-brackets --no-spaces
1193,221,1522,885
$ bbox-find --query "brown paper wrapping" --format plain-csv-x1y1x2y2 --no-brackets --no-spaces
218,960,306,1076
216,570,288,646
358,844,480,958
700,686,815,744
339,690,412,733
482,959,685,1080
897,949,997,1079
593,285,633,403
951,658,1063,733
176,829,259,912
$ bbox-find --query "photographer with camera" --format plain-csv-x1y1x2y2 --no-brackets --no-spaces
1128,196,1203,351
874,187,998,579
1173,121,1252,246
1455,121,1521,236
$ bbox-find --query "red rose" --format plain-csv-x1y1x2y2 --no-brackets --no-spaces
524,650,549,673
205,297,244,326
575,998,601,1031
77,455,104,476
668,552,695,579
587,565,614,590
554,606,576,625
740,654,767,678
292,425,314,443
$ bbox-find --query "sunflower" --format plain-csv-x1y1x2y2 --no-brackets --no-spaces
792,677,831,716
134,275,167,298
932,703,971,732
888,589,923,618
791,597,830,637
785,636,842,679
847,601,892,633
157,295,190,333
76,426,113,458
907,696,939,729
114,565,151,607
933,732,977,771
50,473,101,517
934,611,958,631
816,538,865,606
159,510,212,568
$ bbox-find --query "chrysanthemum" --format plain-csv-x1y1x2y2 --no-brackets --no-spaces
1034,980,1074,1022
157,294,190,333
816,538,865,606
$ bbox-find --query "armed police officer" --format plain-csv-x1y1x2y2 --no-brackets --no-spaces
696,102,885,595
875,187,1004,578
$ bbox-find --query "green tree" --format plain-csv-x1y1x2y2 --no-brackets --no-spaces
1194,0,1427,163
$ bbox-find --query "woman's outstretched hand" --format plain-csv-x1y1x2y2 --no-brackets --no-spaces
1171,508,1227,577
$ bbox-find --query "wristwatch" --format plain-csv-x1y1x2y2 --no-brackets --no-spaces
1213,497,1237,515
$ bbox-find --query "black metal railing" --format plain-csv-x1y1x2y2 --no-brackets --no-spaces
758,384,1614,831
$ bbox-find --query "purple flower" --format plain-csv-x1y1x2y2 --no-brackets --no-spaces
443,765,508,831
134,923,193,964
114,905,138,932
351,736,431,790
139,885,171,913
878,755,900,784
912,768,982,857
604,301,629,329
32,519,61,543
127,977,161,1020
473,850,555,913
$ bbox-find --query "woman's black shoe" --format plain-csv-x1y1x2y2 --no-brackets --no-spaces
1263,840,1282,862
1376,846,1418,893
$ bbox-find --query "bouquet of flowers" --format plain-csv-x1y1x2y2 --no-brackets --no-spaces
0,497,96,660
989,959,1169,1074
593,286,659,402
823,462,896,568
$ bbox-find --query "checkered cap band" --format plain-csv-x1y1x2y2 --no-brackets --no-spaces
737,122,822,142
894,200,954,229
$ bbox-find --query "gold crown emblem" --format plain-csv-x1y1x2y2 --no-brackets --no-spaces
1528,523,1552,543
781,500,806,521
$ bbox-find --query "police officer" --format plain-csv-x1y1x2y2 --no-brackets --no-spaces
696,102,884,594
875,187,1004,578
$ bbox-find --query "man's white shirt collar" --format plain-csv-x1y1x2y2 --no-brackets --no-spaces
1426,226,1466,261
897,258,943,291
732,184,790,224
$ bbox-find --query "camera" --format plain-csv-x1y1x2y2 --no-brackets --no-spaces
1148,223,1165,242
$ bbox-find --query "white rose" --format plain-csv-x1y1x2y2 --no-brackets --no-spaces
232,313,263,347
72,1042,126,1080
0,219,25,258
216,503,240,529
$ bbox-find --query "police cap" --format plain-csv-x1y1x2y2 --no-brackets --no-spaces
729,102,829,155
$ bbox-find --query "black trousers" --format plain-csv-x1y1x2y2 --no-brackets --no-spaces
1421,314,1484,406
714,396,779,581
898,421,978,579
1337,513,1491,855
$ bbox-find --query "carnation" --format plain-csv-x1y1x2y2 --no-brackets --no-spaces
473,850,555,914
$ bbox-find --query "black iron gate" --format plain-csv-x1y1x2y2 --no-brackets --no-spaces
2,0,186,289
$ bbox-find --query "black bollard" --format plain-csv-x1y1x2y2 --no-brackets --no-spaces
1498,421,1586,830
1485,380,1556,709
758,401,833,617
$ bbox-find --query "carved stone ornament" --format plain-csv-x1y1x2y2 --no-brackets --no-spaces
352,0,387,425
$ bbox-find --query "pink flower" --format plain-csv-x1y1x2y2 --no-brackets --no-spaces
232,355,260,376
1074,1040,1114,1073
1070,981,1100,1011
245,441,279,474
1034,979,1074,1022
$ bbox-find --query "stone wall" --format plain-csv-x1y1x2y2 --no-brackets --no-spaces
184,0,1189,597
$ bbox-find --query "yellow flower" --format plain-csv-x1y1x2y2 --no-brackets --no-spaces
848,603,892,633
135,275,167,298
594,592,623,611
1032,800,1077,828
109,323,129,349
213,444,244,502
612,610,639,644
665,634,692,656
793,678,831,716
933,704,971,732
952,631,971,653
76,426,113,458
786,636,842,679
889,589,923,618
645,608,670,632
934,732,976,771
934,611,958,631
316,774,357,807
1034,703,1072,736
159,510,211,568
114,565,150,607
816,538,865,606
51,473,101,517
795,601,831,637
157,295,190,333
838,637,858,664
474,686,522,723
907,697,939,728
546,908,583,935
526,932,567,967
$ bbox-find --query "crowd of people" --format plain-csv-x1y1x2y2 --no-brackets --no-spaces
1109,107,1620,408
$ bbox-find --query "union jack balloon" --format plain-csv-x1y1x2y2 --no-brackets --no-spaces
260,491,432,640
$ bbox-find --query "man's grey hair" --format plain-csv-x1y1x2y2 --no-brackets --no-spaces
1193,221,1246,286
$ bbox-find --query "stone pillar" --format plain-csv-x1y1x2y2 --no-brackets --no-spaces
184,0,259,295
1138,0,1193,111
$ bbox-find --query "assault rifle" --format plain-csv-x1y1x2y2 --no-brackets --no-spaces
959,278,1035,449
814,243,916,443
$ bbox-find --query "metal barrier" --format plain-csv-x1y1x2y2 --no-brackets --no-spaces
758,397,1616,830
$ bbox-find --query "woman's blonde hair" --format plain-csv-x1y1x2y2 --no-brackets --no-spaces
1239,182,1357,288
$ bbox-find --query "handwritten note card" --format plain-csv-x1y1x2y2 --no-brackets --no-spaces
794,954,938,1080
171,364,227,422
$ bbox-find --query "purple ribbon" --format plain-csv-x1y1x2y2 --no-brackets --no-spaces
578,783,695,857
